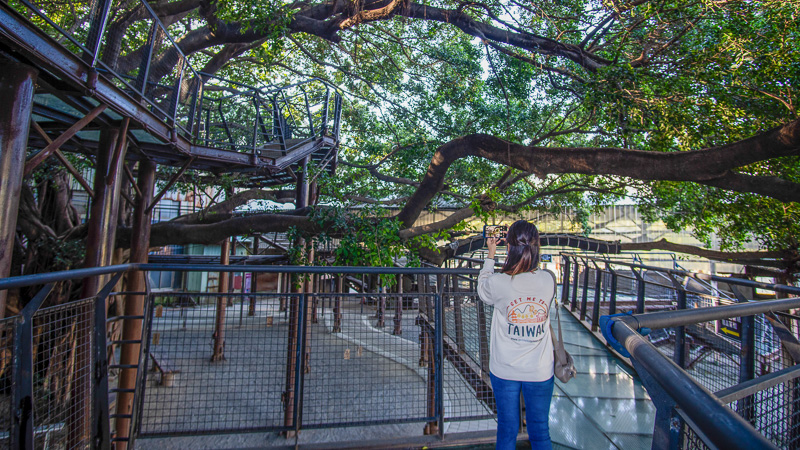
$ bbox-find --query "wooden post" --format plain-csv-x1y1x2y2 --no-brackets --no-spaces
81,127,127,296
73,126,126,447
249,234,258,316
279,272,287,312
115,159,156,449
0,61,36,318
376,277,385,328
393,274,403,335
304,247,314,372
211,237,231,361
283,272,301,435
334,274,343,332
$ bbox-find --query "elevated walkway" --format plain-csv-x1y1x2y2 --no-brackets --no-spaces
0,0,342,187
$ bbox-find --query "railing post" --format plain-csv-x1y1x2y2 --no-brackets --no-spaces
477,299,490,373
580,260,590,321
135,22,160,97
591,262,603,331
453,274,465,352
92,273,123,449
418,275,429,367
320,88,330,136
12,284,53,450
668,274,687,369
630,358,682,450
187,77,202,137
570,261,579,312
731,286,756,422
561,256,571,307
272,98,286,152
434,291,444,438
422,297,436,435
283,285,300,436
167,56,186,126
83,0,113,66
333,92,342,139
608,263,618,315
634,269,646,314
301,87,315,136
293,292,308,437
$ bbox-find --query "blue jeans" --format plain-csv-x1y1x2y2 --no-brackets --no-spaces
490,372,554,450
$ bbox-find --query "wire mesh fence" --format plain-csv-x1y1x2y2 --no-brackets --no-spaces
301,293,431,428
36,299,94,449
0,317,15,450
138,272,497,439
138,292,291,435
729,379,800,449
563,253,800,449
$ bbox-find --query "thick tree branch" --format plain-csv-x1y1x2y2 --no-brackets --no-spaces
118,210,319,247
172,189,295,224
620,238,792,268
396,119,800,227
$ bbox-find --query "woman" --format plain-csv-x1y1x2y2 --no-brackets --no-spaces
478,220,556,450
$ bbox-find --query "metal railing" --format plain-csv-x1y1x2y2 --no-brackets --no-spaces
0,264,498,449
4,258,800,448
560,254,800,449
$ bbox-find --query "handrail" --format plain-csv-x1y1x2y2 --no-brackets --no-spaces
0,264,479,291
561,252,800,296
611,320,778,449
612,296,800,331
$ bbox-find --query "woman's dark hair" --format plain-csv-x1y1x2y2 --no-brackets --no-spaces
500,220,540,276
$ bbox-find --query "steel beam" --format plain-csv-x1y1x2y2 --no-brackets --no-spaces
23,103,107,176
146,156,194,213
30,120,94,198
0,61,36,318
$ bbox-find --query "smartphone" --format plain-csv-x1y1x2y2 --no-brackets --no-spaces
483,225,508,241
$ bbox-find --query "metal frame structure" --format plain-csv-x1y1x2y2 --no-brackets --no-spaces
561,253,800,450
2,260,800,448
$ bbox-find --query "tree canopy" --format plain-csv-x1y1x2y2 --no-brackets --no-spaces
16,0,800,281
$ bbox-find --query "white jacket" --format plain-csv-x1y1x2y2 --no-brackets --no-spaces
478,258,556,382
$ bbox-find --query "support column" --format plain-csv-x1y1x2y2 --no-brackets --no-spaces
211,237,231,361
284,157,309,434
81,127,127,296
0,61,37,318
72,126,126,447
114,159,155,449
249,234,259,316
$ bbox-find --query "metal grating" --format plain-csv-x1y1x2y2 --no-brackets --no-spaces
302,293,430,427
0,317,15,450
139,292,291,435
32,299,95,449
